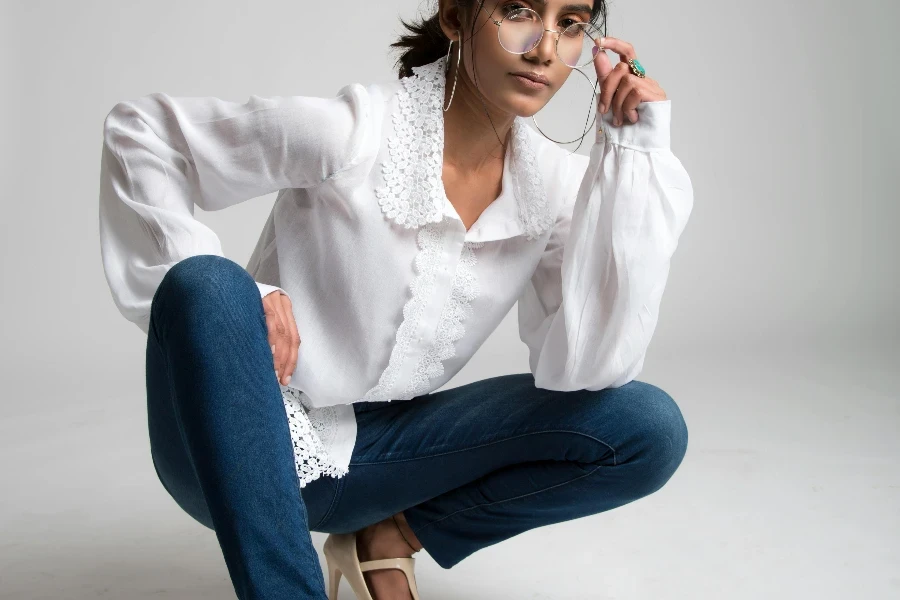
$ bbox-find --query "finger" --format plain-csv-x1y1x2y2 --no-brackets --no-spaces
627,82,668,122
596,36,637,62
262,294,282,366
613,74,642,124
271,294,292,383
278,293,300,386
599,61,630,115
622,86,645,123
595,35,639,117
274,297,295,386
264,293,287,380
592,37,614,83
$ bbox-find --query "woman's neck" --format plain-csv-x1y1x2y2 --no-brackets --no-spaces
442,69,515,175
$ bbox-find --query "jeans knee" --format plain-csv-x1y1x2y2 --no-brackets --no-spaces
150,452,215,531
628,382,689,492
154,255,258,315
164,254,253,297
150,254,264,344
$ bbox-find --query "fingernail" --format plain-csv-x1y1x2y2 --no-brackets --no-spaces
285,375,291,385
628,113,637,123
592,46,599,57
275,370,280,379
271,345,275,354
613,117,621,126
600,37,606,45
600,104,606,113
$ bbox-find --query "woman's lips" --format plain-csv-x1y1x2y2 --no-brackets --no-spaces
510,73,550,90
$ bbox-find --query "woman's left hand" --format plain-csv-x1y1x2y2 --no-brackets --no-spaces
592,36,667,126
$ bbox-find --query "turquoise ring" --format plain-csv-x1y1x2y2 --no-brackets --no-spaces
628,58,646,78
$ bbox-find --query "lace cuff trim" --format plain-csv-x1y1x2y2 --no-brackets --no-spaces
281,386,349,488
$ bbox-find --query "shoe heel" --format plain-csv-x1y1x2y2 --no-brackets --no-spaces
325,557,341,600
323,530,421,599
323,532,375,600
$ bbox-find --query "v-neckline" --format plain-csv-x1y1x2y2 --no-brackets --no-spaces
440,129,515,235
439,128,518,240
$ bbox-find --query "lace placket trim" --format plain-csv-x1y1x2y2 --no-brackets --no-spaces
359,221,446,402
281,386,348,488
401,237,485,398
362,56,554,406
359,220,486,403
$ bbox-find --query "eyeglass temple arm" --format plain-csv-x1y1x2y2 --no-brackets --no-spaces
479,3,502,25
479,5,570,35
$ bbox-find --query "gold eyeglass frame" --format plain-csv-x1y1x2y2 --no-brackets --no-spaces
480,4,603,69
478,3,602,149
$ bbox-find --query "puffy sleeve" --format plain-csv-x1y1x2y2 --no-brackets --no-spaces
517,99,693,390
98,84,370,334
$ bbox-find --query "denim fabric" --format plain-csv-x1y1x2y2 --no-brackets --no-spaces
146,254,688,598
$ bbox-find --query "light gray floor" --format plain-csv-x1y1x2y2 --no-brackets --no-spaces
2,343,897,599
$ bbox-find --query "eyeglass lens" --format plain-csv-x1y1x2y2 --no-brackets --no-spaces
497,8,601,68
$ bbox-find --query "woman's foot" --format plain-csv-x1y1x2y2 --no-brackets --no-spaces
355,512,422,600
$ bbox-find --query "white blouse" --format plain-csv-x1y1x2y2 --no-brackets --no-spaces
99,56,694,488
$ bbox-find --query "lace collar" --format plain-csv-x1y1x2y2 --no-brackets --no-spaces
375,56,554,241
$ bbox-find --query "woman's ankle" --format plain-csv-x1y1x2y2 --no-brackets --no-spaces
356,517,417,561
392,511,423,553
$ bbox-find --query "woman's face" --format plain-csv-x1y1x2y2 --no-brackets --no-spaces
456,0,596,118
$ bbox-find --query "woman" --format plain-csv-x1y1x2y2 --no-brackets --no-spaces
98,0,693,598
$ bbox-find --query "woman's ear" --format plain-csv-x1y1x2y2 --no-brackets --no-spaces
438,0,464,40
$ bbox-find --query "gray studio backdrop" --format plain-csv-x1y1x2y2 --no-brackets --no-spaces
3,0,895,405
0,1,896,405
7,0,897,399
1,0,898,598
2,0,897,465
4,0,897,400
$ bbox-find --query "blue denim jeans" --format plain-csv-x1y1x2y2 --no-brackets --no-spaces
146,254,688,599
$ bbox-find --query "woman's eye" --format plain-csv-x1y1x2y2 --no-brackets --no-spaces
501,2,527,15
499,3,584,27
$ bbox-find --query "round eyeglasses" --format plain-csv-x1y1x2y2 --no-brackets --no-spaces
483,5,603,69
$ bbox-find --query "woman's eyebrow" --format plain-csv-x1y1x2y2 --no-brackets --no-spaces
529,0,594,16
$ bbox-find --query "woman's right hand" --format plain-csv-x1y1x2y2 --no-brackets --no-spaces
261,291,300,386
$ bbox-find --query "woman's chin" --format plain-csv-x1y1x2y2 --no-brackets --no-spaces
475,85,550,120
502,95,549,119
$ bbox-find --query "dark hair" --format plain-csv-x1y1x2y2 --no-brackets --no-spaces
391,1,609,78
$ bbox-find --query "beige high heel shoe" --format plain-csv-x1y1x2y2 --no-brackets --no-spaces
323,530,421,600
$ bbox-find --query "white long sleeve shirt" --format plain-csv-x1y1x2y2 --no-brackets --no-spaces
99,56,694,488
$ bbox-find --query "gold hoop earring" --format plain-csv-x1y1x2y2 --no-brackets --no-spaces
531,67,600,153
444,31,461,112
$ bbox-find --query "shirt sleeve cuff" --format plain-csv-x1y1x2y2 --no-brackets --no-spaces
256,281,287,299
597,99,671,150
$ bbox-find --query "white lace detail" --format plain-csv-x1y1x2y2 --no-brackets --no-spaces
401,238,485,398
374,57,445,228
509,120,555,240
361,56,553,405
375,55,553,239
359,221,446,402
280,386,349,488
